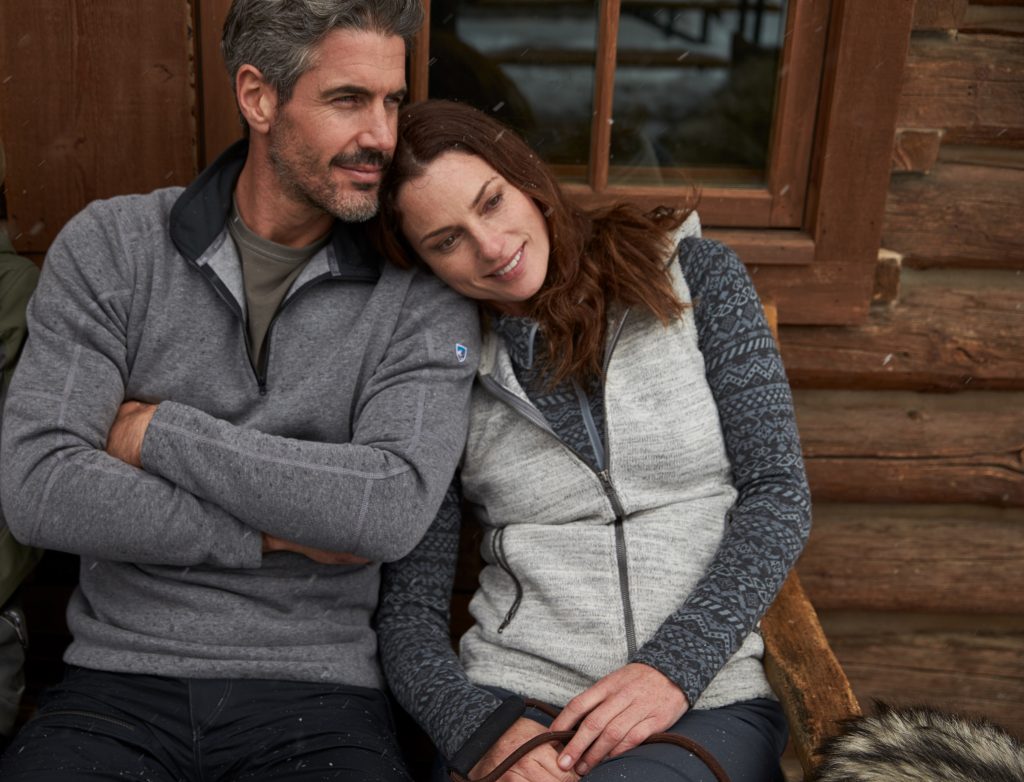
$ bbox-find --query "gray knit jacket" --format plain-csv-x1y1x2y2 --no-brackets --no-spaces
378,234,811,773
0,141,480,687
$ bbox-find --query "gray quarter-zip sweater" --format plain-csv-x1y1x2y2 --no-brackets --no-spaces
0,141,480,687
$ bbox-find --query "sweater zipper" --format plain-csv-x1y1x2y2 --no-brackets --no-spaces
478,309,639,652
597,310,638,658
205,269,340,395
597,469,637,657
250,273,334,395
197,267,267,393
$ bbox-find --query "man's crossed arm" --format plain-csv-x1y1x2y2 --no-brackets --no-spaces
105,400,368,566
0,204,478,568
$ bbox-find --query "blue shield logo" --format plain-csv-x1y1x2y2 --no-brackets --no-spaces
455,343,468,363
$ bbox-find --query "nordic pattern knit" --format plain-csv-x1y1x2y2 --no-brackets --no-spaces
377,237,811,771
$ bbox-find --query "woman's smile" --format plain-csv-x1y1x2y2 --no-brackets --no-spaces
489,245,525,278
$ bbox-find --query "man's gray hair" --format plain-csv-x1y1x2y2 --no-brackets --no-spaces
222,0,422,105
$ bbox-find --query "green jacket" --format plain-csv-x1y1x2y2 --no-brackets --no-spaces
1,231,42,605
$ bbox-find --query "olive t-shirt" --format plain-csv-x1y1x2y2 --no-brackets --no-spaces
227,201,330,369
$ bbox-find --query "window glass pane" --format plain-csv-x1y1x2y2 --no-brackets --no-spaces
427,0,599,183
609,0,789,187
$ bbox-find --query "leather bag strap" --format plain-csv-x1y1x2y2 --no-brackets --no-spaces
450,700,731,782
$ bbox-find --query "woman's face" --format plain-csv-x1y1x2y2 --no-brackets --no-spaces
396,151,550,315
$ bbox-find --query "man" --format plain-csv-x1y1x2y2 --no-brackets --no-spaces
0,1,479,779
0,138,43,746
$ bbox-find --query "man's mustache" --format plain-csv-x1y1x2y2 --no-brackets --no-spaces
330,149,391,170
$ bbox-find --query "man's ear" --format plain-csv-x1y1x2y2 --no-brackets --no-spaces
235,64,278,135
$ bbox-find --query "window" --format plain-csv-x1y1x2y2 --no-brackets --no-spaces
415,0,823,231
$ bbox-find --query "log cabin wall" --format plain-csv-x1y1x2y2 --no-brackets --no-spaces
779,0,1024,739
1,0,1022,752
0,1,198,261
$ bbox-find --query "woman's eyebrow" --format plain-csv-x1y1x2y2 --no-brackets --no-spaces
470,177,499,209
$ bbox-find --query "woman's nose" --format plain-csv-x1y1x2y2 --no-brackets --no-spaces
475,229,506,263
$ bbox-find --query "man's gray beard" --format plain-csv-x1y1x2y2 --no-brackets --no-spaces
268,140,381,224
332,186,380,223
284,171,380,224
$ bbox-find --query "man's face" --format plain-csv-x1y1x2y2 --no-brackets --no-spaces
266,28,407,223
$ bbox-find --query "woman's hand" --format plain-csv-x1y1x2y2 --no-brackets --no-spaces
470,717,578,782
549,663,689,776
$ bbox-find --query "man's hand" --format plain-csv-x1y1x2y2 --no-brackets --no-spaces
105,400,158,468
471,718,578,782
549,663,689,776
261,532,371,566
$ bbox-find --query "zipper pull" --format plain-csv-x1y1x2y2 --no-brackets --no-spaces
497,598,522,633
598,469,626,520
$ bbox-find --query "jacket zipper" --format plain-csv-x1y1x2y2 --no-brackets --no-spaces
478,309,639,652
597,470,637,657
599,310,639,657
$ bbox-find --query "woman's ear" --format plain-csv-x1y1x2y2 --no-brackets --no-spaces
235,64,278,136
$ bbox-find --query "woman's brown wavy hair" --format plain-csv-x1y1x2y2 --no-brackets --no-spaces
374,99,694,387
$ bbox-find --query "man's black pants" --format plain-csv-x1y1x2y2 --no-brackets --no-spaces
0,666,411,781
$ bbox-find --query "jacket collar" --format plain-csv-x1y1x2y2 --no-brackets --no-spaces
169,139,381,282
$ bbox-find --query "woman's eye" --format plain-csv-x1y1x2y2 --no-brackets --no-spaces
485,193,503,211
437,234,458,251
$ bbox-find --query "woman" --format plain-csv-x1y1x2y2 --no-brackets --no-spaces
374,100,810,782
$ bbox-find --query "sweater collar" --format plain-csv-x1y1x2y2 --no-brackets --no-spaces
169,139,380,282
492,313,542,371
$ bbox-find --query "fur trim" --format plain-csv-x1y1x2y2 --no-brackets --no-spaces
813,703,1024,782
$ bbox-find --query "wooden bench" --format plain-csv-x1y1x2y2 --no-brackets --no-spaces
761,570,860,777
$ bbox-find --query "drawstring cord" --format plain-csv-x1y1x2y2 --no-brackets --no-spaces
492,528,524,633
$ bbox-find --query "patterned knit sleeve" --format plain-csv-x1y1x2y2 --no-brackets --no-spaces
377,476,526,773
630,237,811,706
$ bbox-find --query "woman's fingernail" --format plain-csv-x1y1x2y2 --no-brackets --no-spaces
558,755,573,770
